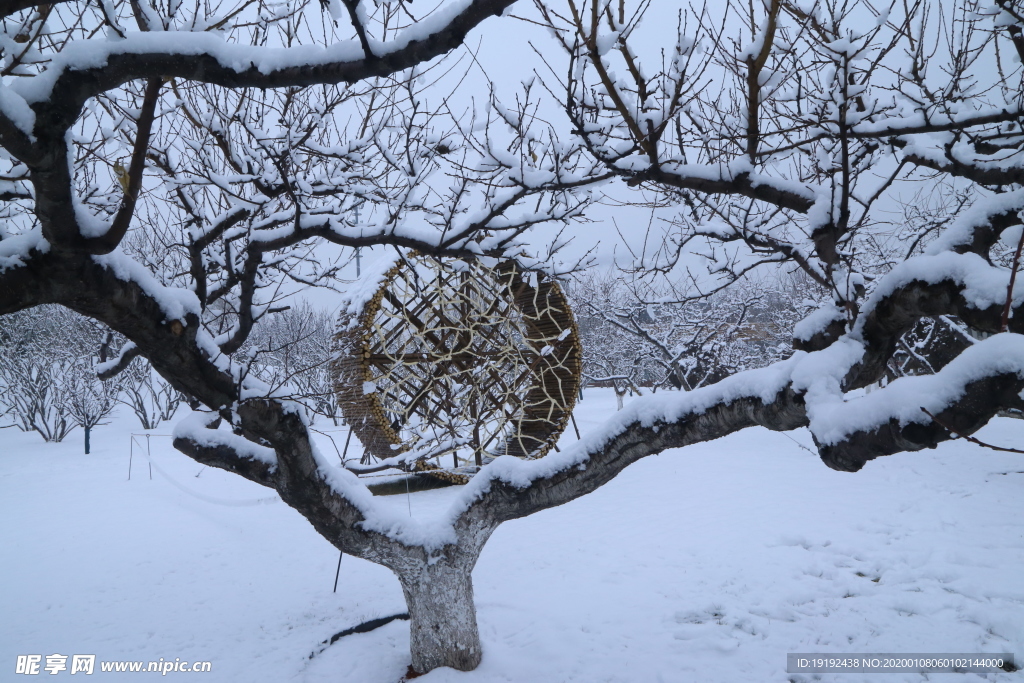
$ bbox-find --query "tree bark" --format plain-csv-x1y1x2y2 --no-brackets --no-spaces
176,398,491,673
397,556,483,673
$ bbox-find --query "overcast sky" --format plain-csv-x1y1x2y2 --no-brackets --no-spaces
301,1,698,312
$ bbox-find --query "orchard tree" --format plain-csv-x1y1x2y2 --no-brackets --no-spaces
524,0,1024,471
239,302,339,424
65,367,119,453
117,357,185,430
0,0,598,673
0,305,117,443
565,270,656,407
3,0,1024,678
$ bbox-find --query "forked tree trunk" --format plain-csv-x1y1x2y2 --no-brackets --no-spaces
195,399,491,674
397,557,482,673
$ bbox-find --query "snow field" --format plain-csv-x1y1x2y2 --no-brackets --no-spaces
1,387,1022,682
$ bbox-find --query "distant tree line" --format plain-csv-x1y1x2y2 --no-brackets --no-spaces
0,302,340,448
4,282,971,443
566,271,986,410
565,271,820,408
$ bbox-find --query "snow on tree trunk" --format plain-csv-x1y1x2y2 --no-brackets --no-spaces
398,558,482,673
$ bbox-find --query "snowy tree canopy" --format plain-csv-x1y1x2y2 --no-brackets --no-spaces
527,0,1024,471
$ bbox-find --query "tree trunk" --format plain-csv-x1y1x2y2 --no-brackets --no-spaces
397,559,482,674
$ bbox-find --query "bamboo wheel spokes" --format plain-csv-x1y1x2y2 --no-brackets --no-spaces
333,255,582,483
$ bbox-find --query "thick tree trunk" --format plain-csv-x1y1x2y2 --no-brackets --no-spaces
183,398,490,673
397,559,482,673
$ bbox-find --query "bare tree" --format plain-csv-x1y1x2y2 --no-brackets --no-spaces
117,358,185,430
0,306,116,444
522,0,1024,470
568,270,813,406
0,349,77,442
566,270,656,407
65,366,119,453
0,0,598,673
240,302,338,424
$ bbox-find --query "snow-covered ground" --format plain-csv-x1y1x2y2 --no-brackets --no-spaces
2,388,1022,682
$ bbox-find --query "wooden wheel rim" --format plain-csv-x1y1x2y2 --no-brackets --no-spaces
332,254,582,474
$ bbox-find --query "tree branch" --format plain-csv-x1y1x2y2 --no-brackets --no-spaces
96,342,142,380
172,433,278,488
0,0,75,22
819,364,1024,471
461,382,808,523
922,406,1024,454
24,0,520,137
85,79,163,254
623,166,815,214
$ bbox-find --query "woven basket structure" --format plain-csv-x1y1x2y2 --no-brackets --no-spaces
332,255,582,482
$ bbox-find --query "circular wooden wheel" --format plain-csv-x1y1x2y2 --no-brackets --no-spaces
332,254,582,482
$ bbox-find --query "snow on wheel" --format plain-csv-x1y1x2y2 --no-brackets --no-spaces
332,253,582,483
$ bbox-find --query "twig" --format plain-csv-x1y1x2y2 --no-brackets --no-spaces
779,430,816,455
1001,226,1024,332
921,407,1024,454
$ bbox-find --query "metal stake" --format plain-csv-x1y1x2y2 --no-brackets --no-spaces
333,550,343,593
342,427,353,463
405,475,412,517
